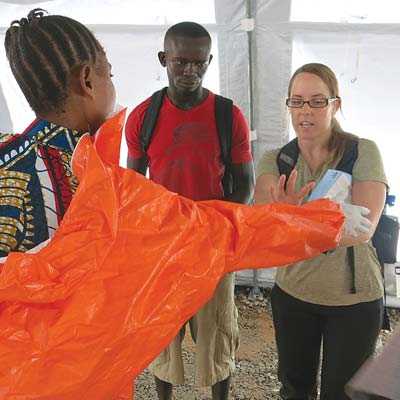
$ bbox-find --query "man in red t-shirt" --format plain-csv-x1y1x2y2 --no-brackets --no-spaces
125,21,254,400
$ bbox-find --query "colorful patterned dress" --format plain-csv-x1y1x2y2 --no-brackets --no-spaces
0,120,86,257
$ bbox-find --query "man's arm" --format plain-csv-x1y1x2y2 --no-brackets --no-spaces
224,161,255,205
124,99,152,177
225,103,254,205
127,155,148,176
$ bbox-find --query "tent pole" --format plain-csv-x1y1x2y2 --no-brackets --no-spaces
246,0,255,134
246,0,263,300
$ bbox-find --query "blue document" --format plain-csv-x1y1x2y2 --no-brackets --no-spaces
308,169,352,202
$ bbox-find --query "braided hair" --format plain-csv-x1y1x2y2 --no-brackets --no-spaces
4,9,104,115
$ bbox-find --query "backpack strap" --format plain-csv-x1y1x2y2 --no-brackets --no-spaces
277,137,359,177
139,87,167,153
277,138,300,187
215,94,233,195
215,94,233,166
335,138,358,174
334,139,359,293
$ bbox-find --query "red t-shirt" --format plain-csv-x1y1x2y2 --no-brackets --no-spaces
125,91,252,201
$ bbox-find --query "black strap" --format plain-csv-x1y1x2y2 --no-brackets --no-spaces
139,87,167,153
334,139,358,174
215,95,233,166
277,138,359,178
214,94,233,195
334,139,359,293
347,246,356,294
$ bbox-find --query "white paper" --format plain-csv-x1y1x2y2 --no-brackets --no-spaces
308,169,352,203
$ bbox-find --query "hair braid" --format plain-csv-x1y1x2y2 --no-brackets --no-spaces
5,27,38,104
4,8,104,114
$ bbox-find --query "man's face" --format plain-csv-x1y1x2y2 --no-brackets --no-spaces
159,36,212,95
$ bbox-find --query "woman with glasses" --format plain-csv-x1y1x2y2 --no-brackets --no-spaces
255,63,387,400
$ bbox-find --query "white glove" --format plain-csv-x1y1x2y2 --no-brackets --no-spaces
341,203,372,237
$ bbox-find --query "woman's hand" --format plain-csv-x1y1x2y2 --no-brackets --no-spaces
270,169,315,205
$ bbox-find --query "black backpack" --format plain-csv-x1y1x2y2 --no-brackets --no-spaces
277,138,399,329
139,87,234,196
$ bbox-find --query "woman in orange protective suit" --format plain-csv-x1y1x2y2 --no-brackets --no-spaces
0,11,370,400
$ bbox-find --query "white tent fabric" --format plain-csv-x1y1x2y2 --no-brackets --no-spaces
0,0,220,132
0,0,399,288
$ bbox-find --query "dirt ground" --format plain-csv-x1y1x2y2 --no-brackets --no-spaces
134,287,400,399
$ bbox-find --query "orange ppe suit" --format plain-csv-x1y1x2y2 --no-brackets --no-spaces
0,111,343,399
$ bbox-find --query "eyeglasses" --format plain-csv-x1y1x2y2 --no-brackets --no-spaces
286,97,339,108
167,58,209,70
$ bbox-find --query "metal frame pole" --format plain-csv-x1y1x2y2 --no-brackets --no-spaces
245,0,263,299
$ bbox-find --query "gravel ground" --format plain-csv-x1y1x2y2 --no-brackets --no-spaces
135,287,400,399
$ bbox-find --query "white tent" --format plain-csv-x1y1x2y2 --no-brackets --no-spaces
0,0,399,300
